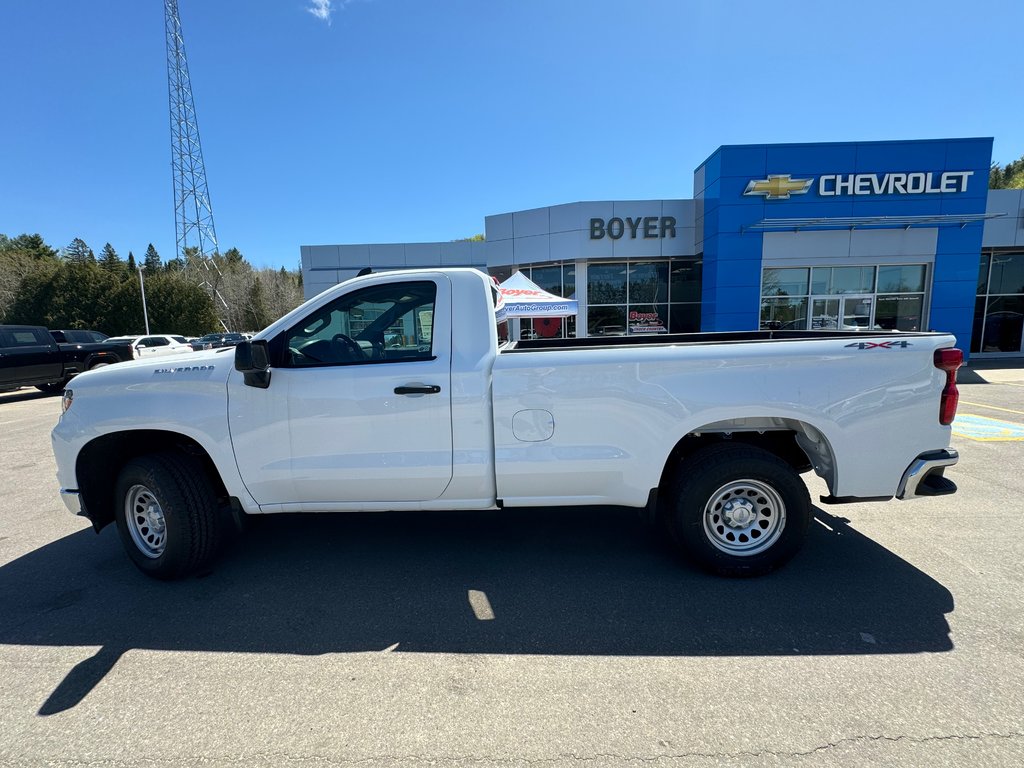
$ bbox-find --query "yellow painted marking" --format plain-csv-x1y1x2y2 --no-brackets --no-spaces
959,401,1024,416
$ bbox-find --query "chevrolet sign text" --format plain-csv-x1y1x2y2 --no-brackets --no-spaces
818,171,973,196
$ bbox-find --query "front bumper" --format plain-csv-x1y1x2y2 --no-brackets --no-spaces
60,488,86,516
897,449,959,500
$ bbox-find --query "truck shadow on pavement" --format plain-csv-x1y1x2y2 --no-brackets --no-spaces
0,389,59,405
0,506,953,715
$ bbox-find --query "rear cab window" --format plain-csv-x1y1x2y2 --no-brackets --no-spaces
0,328,53,348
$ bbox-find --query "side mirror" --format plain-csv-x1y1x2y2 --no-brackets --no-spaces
234,340,271,389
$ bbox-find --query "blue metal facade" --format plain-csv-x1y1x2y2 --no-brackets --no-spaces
695,138,994,352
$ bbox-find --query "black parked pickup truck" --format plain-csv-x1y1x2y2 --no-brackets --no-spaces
0,325,135,394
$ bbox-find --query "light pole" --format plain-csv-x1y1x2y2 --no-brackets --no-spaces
138,266,151,335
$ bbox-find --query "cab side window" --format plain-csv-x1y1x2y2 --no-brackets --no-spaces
1,329,50,348
282,281,437,368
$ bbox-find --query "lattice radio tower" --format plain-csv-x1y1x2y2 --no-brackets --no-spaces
164,0,228,328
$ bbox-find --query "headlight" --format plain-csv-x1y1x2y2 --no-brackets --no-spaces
61,389,73,414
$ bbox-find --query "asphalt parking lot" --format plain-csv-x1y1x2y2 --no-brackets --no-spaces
1,366,1023,767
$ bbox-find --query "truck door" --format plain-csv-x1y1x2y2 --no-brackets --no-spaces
0,327,62,386
227,275,454,505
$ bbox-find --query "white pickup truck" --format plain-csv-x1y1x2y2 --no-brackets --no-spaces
52,268,962,579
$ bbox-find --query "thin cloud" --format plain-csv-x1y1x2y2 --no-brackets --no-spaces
306,0,335,25
307,0,364,26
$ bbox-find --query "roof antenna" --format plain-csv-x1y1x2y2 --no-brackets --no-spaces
357,267,372,277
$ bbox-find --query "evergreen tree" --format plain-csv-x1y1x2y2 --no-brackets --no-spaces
143,243,162,274
127,251,137,271
990,155,1024,189
8,260,109,329
144,273,220,335
8,258,218,336
0,242,60,323
64,237,95,264
1,233,59,261
224,247,244,270
245,276,271,330
99,242,122,272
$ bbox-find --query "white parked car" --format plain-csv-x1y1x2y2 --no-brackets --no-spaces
106,335,195,359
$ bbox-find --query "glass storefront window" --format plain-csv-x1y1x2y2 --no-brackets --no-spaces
668,303,701,333
876,295,924,331
628,262,669,304
762,263,926,333
760,297,808,330
981,296,1024,353
974,252,1024,355
971,296,986,354
564,265,576,300
670,260,702,302
762,268,809,298
586,259,701,336
877,265,926,293
531,265,563,297
588,305,626,336
812,266,875,295
588,263,627,305
989,254,1024,296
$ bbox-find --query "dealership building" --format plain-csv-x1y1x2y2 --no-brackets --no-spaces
301,137,1024,358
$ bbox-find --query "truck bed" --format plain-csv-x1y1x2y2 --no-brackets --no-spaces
504,329,945,352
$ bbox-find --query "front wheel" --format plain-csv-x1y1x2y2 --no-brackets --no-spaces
665,443,810,577
113,452,222,579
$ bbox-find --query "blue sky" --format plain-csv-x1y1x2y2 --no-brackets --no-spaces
1,0,1021,270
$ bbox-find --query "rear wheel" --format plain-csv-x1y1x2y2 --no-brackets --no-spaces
114,452,222,579
665,443,810,577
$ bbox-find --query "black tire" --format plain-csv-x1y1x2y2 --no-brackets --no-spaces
113,452,222,579
665,443,810,577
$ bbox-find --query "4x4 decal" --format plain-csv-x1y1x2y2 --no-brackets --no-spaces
845,340,913,349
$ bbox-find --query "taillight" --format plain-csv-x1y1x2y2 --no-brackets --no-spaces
934,348,963,425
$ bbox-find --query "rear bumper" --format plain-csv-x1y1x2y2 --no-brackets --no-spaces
897,449,959,500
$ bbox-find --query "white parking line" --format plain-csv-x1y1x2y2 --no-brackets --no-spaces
467,590,495,621
959,401,1024,416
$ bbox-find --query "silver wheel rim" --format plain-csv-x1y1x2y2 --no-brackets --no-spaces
703,478,786,556
125,484,167,559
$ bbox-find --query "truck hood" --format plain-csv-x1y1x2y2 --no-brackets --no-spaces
68,347,234,390
60,346,237,440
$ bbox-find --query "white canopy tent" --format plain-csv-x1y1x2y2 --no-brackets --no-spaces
495,271,578,318
494,271,578,340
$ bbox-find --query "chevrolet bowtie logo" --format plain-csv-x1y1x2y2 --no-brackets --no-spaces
744,174,813,200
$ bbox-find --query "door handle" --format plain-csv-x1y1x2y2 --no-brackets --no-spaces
394,384,441,395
